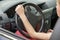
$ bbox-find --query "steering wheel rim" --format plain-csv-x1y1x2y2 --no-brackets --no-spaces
15,3,45,38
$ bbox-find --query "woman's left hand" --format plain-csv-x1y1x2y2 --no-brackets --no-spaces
15,5,25,16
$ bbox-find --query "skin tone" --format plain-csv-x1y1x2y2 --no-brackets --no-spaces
15,1,60,40
56,2,60,17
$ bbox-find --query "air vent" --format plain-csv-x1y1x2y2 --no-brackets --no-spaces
0,16,2,20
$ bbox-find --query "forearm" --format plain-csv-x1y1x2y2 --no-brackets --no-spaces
19,14,36,38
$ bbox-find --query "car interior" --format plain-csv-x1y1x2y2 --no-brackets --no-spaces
0,0,60,40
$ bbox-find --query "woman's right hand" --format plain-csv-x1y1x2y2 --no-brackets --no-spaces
48,29,53,33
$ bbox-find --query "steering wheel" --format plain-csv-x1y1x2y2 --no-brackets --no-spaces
15,3,45,38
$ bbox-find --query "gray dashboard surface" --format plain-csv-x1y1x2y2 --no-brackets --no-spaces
0,0,56,12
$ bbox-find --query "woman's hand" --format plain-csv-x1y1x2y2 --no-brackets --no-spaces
15,5,25,16
48,29,53,32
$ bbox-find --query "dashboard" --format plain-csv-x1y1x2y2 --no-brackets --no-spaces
0,0,56,18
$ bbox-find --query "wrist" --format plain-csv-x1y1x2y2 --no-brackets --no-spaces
19,14,26,19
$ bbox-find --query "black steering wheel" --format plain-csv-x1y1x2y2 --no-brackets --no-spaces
15,3,45,38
